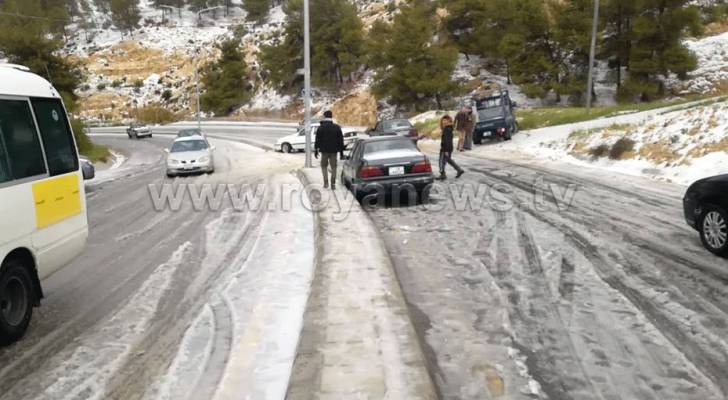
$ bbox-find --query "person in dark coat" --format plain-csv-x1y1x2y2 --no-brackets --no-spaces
314,110,345,189
438,115,465,180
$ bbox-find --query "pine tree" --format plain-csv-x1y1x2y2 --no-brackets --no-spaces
602,0,637,95
624,0,701,101
243,0,270,22
497,0,560,99
551,0,595,103
94,0,112,13
259,2,303,92
0,0,82,108
110,0,141,36
367,0,459,109
189,0,208,11
200,40,253,115
260,0,364,92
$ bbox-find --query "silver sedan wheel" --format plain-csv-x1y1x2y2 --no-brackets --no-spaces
703,211,728,250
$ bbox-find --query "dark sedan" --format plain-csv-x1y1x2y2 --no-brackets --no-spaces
684,174,728,256
341,136,434,203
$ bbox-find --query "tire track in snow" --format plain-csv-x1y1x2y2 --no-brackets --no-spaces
469,164,727,397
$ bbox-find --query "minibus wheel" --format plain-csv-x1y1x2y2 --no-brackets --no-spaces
0,260,34,346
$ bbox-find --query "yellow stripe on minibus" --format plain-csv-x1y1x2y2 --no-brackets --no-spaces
32,174,82,229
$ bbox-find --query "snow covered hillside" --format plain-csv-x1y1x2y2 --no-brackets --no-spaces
64,0,728,124
477,98,728,185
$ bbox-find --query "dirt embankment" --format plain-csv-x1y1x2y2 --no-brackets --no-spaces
332,90,377,127
77,41,218,121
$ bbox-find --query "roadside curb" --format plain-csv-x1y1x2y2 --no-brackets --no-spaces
286,168,438,399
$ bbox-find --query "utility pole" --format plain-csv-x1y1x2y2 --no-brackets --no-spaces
195,62,201,130
303,0,312,168
586,0,600,112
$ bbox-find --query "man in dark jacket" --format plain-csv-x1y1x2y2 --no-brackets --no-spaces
314,110,345,189
439,115,465,180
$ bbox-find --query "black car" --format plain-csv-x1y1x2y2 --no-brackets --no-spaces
341,136,434,202
367,118,418,138
683,174,728,256
473,90,518,144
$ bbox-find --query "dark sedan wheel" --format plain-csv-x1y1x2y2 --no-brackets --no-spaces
0,261,34,346
700,206,728,256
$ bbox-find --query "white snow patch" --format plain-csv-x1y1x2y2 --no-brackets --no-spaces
667,31,728,94
37,242,193,400
475,98,728,185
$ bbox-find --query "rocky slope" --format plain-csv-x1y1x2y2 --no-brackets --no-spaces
64,0,728,126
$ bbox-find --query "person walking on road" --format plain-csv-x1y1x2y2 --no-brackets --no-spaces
438,115,465,180
314,110,345,189
455,105,476,151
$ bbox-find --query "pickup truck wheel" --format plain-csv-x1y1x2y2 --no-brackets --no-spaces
473,131,483,145
0,260,35,346
700,205,728,256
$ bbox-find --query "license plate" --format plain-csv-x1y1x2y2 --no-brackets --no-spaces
183,165,194,170
389,166,405,176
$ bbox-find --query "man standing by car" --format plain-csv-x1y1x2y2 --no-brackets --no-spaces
455,105,476,151
314,110,345,189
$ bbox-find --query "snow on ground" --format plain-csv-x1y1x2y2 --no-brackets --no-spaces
452,54,543,108
668,31,728,94
244,86,293,111
474,98,728,185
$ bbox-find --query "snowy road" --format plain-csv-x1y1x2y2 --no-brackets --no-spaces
369,151,728,400
89,122,297,150
0,135,314,400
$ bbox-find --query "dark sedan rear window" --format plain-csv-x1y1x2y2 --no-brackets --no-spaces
364,139,416,154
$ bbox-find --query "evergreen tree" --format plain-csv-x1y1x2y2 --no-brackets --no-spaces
200,40,253,115
243,0,270,23
624,0,701,100
0,0,82,108
94,0,112,13
497,0,560,99
367,0,459,109
602,0,637,94
551,0,594,103
189,0,208,11
259,4,303,92
110,0,140,36
260,0,364,92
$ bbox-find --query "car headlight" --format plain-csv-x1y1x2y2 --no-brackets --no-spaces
170,159,180,165
199,156,210,163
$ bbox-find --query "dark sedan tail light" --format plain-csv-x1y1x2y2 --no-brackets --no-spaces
359,165,384,178
409,127,418,137
411,161,432,174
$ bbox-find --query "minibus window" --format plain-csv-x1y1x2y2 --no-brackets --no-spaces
32,98,78,176
0,99,47,180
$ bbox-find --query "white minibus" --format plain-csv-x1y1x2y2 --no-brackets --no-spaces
0,65,90,345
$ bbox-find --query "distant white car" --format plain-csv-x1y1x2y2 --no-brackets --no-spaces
276,124,362,153
127,122,152,139
165,136,215,177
